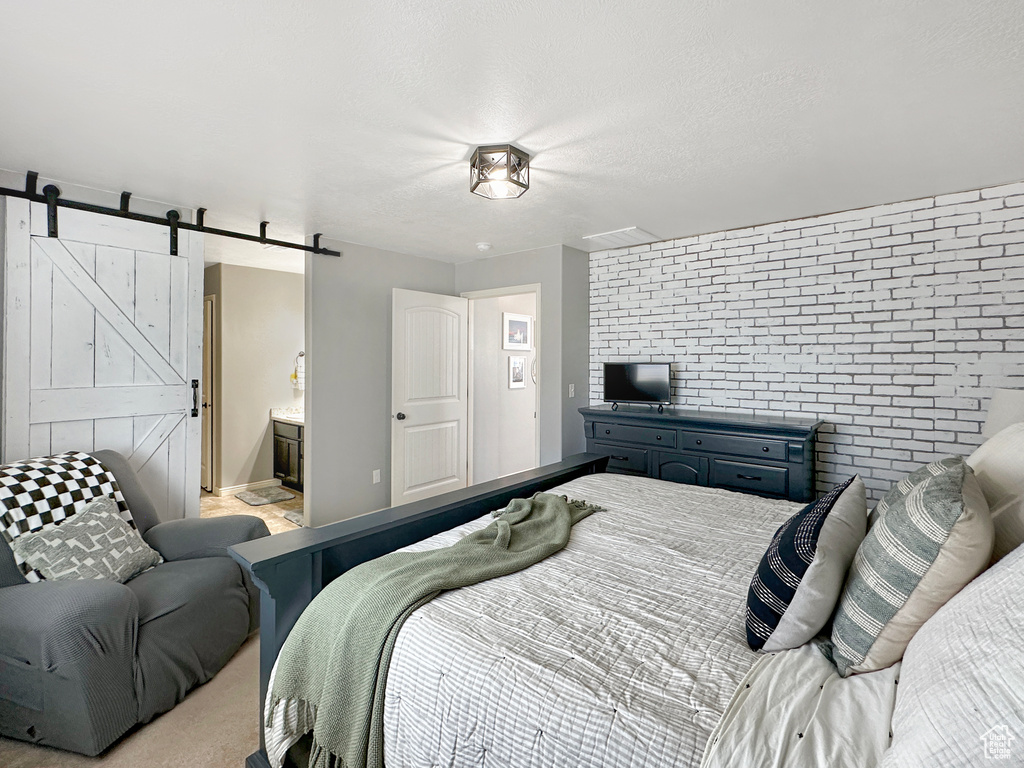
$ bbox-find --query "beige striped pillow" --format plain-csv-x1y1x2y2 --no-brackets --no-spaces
830,457,992,676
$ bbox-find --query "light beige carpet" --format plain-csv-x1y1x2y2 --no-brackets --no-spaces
0,636,260,768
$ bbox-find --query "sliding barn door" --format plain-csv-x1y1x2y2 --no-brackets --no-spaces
1,197,204,518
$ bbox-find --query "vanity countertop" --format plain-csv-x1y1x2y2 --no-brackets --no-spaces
270,407,304,427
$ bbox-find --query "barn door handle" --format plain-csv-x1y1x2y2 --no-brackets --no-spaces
43,185,61,237
191,380,199,417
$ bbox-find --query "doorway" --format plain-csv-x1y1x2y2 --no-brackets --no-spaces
199,260,306,533
463,285,541,485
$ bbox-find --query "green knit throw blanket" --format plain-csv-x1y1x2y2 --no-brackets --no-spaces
268,492,599,768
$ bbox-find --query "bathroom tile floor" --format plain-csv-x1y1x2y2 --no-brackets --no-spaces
200,488,302,534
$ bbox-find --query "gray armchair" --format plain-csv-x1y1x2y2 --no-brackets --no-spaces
0,450,270,756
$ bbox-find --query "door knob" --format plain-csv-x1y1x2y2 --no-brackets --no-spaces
396,412,407,421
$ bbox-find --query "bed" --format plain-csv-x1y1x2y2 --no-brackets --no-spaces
231,437,1024,768
378,473,796,767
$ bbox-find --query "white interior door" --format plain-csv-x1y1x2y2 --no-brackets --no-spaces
391,288,469,506
1,197,204,519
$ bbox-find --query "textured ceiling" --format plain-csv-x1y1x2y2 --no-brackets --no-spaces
2,1,1023,268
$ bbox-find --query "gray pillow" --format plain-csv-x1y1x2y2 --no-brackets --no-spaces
10,496,161,583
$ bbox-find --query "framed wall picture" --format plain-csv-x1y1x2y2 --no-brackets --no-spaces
503,313,532,351
509,356,526,389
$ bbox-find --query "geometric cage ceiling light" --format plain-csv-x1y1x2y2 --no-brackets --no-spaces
470,144,530,199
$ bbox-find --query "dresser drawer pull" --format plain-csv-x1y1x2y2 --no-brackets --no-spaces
737,473,762,481
656,435,662,440
695,439,702,445
611,455,630,462
762,446,769,452
605,429,611,434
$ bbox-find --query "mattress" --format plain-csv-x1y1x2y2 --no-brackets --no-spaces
381,473,801,768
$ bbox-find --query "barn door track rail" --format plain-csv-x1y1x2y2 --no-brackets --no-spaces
1,170,341,257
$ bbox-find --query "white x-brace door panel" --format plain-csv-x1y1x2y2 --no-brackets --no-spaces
1,197,203,518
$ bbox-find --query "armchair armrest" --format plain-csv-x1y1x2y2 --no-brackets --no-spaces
144,516,270,637
143,515,270,562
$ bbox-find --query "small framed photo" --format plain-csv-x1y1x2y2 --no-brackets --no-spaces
509,356,526,389
503,313,532,351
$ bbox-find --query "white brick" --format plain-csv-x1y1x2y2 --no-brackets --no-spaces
589,179,1024,502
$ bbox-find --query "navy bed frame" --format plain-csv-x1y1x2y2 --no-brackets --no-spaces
229,453,608,768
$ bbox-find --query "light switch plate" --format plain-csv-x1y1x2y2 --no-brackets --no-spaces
569,383,575,398
372,469,381,484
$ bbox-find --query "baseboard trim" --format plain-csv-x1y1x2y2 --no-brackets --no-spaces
214,478,283,497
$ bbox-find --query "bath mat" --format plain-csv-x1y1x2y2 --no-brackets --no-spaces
236,487,296,506
282,509,304,527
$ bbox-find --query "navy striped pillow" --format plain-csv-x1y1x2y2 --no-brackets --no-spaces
746,476,861,651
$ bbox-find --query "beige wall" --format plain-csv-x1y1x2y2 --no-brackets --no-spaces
204,263,304,491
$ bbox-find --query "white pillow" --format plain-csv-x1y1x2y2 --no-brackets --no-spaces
882,542,1024,766
967,422,1024,561
746,476,867,653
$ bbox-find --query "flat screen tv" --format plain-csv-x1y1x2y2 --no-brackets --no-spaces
603,362,671,406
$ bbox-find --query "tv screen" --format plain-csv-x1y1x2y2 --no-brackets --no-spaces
603,363,671,405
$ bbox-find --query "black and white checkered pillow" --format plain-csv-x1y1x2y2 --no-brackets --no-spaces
0,452,134,582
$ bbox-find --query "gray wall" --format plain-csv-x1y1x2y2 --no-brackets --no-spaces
306,241,590,526
204,263,304,491
470,292,538,483
560,246,591,457
304,241,455,527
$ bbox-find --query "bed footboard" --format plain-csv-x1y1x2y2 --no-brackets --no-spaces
229,452,608,768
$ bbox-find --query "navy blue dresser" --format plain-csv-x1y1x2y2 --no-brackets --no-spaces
580,404,822,502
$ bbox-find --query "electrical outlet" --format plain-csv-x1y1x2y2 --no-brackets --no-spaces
372,469,381,484
568,383,575,398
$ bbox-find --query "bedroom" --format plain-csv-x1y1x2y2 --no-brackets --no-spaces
1,2,1023,767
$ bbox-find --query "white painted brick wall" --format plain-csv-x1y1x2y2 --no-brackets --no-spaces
589,181,1024,501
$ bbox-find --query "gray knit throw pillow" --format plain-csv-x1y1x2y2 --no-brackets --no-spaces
11,496,161,583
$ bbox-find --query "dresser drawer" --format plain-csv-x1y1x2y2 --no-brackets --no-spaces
593,442,648,474
657,454,708,486
594,423,676,449
711,459,788,496
679,431,787,461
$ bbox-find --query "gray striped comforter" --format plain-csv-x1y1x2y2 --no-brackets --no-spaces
377,473,800,768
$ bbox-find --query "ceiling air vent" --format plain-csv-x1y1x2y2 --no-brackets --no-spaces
581,226,659,250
